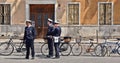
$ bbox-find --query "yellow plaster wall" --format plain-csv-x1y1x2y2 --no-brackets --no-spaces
0,0,26,25
58,0,120,25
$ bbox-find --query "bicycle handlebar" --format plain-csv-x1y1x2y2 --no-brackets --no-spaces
9,35,18,39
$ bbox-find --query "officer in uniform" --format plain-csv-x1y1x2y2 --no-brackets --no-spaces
46,18,54,58
53,21,61,59
23,20,36,59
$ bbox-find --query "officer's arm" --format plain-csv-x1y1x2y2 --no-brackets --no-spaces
33,27,37,39
55,27,61,36
47,26,54,35
23,27,26,40
51,26,55,36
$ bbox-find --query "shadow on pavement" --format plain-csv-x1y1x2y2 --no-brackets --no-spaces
4,57,26,60
36,54,49,59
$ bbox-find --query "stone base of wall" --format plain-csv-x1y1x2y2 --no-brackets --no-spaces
61,25,120,39
0,25,120,39
0,25,25,38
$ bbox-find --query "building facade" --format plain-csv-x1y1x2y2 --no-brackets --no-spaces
0,0,120,38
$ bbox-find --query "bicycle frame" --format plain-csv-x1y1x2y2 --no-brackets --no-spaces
6,37,25,52
59,42,70,52
41,37,72,56
0,36,26,56
7,38,17,50
80,39,96,56
85,39,95,53
100,38,120,56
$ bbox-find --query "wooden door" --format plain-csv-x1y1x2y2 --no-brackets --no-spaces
30,4,55,38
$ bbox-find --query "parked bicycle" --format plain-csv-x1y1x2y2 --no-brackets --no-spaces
72,36,97,56
0,36,26,56
41,36,72,56
71,36,82,56
94,37,120,57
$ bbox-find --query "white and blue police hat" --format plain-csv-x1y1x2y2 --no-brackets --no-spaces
48,18,53,22
54,20,60,24
26,20,32,23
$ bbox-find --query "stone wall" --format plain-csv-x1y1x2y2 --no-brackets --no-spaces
0,25,25,37
61,25,120,39
0,25,120,39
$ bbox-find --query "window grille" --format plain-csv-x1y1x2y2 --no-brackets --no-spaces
0,4,10,25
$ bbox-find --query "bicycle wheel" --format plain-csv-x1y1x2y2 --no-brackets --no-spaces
94,44,107,57
72,43,82,56
60,43,72,56
41,43,49,56
0,42,14,56
117,46,120,55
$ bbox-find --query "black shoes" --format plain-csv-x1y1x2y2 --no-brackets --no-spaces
46,55,60,59
46,55,53,58
52,57,60,59
25,57,29,59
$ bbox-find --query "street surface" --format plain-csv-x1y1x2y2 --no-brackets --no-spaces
0,53,120,63
0,39,120,63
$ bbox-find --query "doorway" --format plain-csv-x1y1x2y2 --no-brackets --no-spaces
30,4,55,38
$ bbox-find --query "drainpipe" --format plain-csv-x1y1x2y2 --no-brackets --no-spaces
96,30,98,44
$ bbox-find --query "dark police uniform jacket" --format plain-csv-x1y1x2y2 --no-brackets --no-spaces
53,26,61,37
24,26,36,40
46,24,54,37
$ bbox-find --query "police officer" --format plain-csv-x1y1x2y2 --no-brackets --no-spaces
23,20,36,59
46,18,54,58
53,21,61,59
